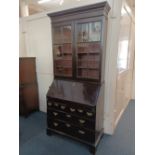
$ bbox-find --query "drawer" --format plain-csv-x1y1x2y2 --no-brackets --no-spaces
47,119,95,143
74,127,95,143
47,99,96,121
47,109,95,130
47,101,66,110
75,107,95,120
47,119,64,131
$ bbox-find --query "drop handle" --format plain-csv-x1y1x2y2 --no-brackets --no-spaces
54,103,59,107
48,102,52,106
78,130,85,135
70,108,76,112
53,112,58,116
66,114,71,118
60,105,66,110
86,112,93,116
78,109,84,113
79,119,85,124
66,124,71,128
53,122,59,127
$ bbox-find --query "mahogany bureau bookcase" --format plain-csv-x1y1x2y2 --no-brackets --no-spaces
46,2,110,154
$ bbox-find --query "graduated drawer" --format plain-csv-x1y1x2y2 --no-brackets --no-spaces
47,108,95,130
47,119,95,143
47,99,96,120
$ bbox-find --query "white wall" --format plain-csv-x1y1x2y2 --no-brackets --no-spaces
19,19,27,57
21,17,54,112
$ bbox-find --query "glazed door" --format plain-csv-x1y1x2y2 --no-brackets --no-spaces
53,22,73,78
75,18,103,81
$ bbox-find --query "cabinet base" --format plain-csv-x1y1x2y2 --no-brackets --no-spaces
89,146,96,155
46,128,104,155
46,128,53,136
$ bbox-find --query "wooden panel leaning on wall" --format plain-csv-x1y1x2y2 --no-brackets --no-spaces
19,57,39,116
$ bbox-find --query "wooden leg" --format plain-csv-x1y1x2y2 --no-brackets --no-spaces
89,146,96,155
46,129,53,136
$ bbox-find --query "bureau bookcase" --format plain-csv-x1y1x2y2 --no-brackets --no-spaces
46,2,110,154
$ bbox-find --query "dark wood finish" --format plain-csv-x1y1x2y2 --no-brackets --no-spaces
19,57,39,116
47,2,110,154
19,57,37,84
48,2,110,83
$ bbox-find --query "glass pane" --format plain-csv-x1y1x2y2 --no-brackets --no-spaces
54,59,64,76
54,60,72,77
77,68,88,78
63,43,72,54
54,27,62,44
63,26,71,43
54,45,63,59
87,70,99,79
53,25,73,77
77,42,100,53
76,42,100,80
89,22,101,41
78,24,89,42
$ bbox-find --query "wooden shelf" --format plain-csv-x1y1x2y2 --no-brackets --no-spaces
54,42,72,45
56,66,72,68
78,67,99,70
77,41,100,44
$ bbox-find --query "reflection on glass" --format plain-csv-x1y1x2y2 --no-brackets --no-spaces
77,43,100,54
54,27,62,44
63,44,72,54
78,22,101,42
63,26,71,43
54,45,63,59
76,42,100,79
55,59,72,77
78,24,89,42
89,22,101,41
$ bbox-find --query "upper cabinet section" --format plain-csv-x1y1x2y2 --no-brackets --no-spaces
75,19,102,80
48,2,110,83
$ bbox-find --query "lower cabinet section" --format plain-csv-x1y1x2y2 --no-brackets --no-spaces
47,118,95,143
46,78,105,154
46,97,103,148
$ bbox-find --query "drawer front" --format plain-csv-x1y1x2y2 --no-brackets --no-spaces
47,108,95,130
47,99,96,121
47,118,95,143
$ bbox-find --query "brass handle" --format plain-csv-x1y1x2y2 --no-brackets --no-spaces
48,102,52,106
53,122,59,127
66,124,71,128
66,114,71,118
54,103,59,107
78,109,84,113
79,119,85,124
60,105,66,110
53,112,58,116
70,108,75,112
78,130,85,135
86,112,93,116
